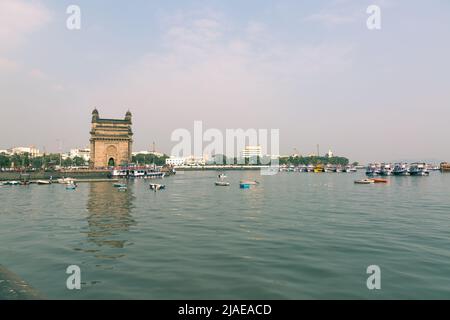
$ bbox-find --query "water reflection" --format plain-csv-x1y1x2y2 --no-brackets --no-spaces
84,182,136,255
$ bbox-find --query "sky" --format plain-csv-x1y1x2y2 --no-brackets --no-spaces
0,0,449,163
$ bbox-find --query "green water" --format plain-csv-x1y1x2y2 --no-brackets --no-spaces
1,171,450,299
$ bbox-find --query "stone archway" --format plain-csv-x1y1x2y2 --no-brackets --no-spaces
108,158,115,167
106,145,118,167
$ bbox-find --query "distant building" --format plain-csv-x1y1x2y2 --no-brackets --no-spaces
0,149,10,155
69,148,91,161
166,157,186,166
327,149,334,158
241,146,262,158
9,146,41,158
132,150,165,157
166,156,206,166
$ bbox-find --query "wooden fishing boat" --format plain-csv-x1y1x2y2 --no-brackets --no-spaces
354,179,375,184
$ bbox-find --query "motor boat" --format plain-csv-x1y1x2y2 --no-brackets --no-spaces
215,181,230,186
150,184,165,191
354,179,375,184
393,163,410,176
409,163,430,176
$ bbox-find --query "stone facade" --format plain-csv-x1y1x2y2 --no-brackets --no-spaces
89,109,133,168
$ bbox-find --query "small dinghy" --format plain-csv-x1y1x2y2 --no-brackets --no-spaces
354,179,375,184
150,184,165,191
118,186,128,192
113,183,127,188
66,183,77,190
372,178,389,184
37,180,51,185
215,181,230,186
240,183,251,189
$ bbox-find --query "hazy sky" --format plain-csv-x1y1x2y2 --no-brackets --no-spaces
0,0,449,163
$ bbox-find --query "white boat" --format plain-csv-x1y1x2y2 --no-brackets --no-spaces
379,163,393,176
4,181,21,186
57,177,76,184
393,163,410,176
36,180,51,185
355,179,375,184
409,163,430,176
150,183,165,191
215,181,230,186
66,183,77,190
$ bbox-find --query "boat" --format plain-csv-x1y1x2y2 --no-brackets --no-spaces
441,162,450,172
409,163,430,176
314,165,325,173
306,165,314,172
240,183,251,189
215,181,230,186
354,179,375,184
66,183,77,190
150,183,165,191
371,178,389,184
145,172,165,179
113,183,127,188
118,186,128,192
379,163,393,176
3,181,20,186
36,180,51,185
393,163,410,176
57,177,75,184
366,164,380,176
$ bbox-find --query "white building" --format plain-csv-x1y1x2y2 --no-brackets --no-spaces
166,156,207,166
132,150,165,157
241,146,262,158
10,146,41,158
166,157,186,166
69,148,91,161
327,149,334,158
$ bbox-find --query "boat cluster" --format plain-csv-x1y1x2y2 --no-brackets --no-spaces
366,163,433,176
112,168,165,179
279,164,358,173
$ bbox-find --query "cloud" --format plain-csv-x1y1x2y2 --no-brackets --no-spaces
88,10,354,133
0,0,51,52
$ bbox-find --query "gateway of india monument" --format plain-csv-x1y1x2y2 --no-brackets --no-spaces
89,109,133,168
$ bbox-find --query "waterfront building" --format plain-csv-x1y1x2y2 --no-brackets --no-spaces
69,148,91,161
90,109,133,168
241,146,262,158
165,156,207,166
166,157,186,166
9,146,41,158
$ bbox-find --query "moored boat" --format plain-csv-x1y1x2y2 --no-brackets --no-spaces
150,183,165,191
36,180,52,185
371,178,389,184
354,179,375,184
393,163,410,176
215,181,230,186
113,183,127,188
409,163,430,176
